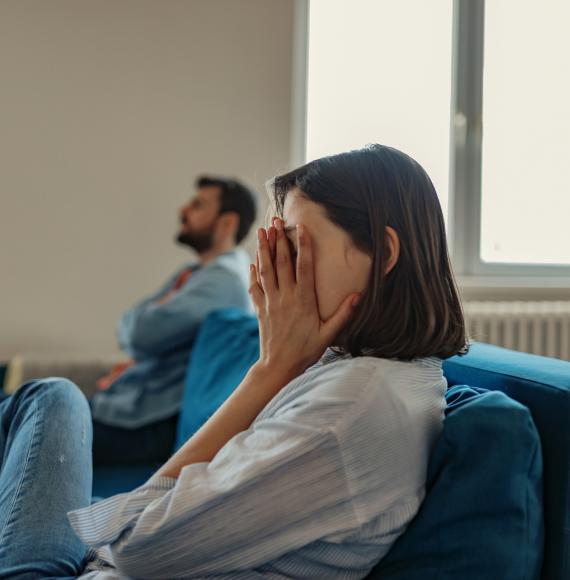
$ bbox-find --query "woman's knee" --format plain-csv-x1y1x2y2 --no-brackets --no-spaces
18,378,91,423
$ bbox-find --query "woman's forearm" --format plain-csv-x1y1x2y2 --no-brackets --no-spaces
156,361,297,478
157,223,355,480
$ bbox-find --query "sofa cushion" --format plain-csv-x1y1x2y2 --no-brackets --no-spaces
174,308,259,450
444,343,570,580
368,384,544,580
93,464,156,498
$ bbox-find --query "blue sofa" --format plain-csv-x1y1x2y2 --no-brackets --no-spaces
87,309,569,579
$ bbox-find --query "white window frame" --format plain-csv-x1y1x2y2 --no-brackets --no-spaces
293,0,570,290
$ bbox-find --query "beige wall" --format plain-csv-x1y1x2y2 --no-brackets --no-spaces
0,0,294,357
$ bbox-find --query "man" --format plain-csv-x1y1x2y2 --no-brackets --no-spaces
91,175,257,465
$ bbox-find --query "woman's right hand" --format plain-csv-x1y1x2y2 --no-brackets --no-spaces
249,220,360,385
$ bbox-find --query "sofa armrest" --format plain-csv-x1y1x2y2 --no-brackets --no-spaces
3,354,121,399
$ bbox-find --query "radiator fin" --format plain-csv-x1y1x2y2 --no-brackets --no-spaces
464,301,570,361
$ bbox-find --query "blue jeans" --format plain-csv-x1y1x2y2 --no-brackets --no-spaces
0,379,92,578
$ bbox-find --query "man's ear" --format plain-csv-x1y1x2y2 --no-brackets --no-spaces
217,211,240,241
385,226,400,274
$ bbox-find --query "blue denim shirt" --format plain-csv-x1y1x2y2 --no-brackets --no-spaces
90,248,252,428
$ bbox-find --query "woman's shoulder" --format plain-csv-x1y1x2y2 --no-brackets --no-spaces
308,352,444,395
258,353,446,432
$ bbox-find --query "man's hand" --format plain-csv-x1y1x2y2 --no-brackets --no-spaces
96,360,135,390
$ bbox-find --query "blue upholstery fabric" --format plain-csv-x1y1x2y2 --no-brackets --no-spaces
444,343,570,580
92,464,156,498
368,384,544,580
91,316,569,580
174,308,260,450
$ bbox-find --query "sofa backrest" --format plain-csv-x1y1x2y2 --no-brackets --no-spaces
444,343,570,580
175,308,260,450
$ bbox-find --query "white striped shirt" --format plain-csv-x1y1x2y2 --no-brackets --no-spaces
70,352,446,579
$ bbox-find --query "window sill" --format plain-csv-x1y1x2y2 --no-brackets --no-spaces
458,276,570,290
457,276,570,301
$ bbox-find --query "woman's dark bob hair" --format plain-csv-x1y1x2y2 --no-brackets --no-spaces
270,144,468,360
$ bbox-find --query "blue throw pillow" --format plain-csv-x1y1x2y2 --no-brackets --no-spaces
367,385,544,580
174,308,259,450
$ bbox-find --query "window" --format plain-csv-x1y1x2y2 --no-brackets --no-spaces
306,0,453,220
303,0,570,279
481,0,570,266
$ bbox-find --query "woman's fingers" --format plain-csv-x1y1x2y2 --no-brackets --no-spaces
296,225,316,303
274,219,295,290
268,221,277,262
249,263,264,311
257,221,317,309
321,292,361,344
257,228,277,295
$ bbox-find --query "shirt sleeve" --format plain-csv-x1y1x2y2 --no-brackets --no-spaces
68,401,359,578
116,267,187,355
117,264,241,359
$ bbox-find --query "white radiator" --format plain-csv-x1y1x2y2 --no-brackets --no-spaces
464,301,570,361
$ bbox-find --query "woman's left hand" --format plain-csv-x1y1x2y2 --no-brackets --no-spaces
158,219,360,477
250,219,360,384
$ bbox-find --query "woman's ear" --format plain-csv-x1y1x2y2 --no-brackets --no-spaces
385,226,400,274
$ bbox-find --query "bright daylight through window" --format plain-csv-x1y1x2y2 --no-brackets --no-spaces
307,0,570,272
481,0,570,265
306,0,453,221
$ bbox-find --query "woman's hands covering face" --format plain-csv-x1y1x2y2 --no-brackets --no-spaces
249,218,360,381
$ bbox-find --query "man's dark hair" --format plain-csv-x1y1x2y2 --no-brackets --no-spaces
271,144,468,361
196,175,257,244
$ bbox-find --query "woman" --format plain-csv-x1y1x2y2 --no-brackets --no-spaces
0,144,466,578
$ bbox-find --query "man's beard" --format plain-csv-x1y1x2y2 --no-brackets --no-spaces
176,226,215,253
